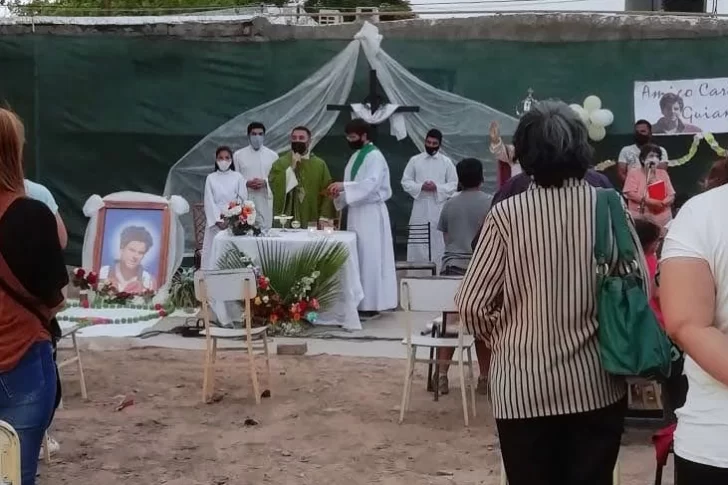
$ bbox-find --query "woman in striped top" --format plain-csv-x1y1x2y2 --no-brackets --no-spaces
456,101,644,485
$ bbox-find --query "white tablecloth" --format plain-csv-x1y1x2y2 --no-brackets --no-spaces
210,230,364,329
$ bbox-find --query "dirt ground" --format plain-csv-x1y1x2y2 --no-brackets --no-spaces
43,348,672,485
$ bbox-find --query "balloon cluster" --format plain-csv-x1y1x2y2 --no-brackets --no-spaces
569,96,614,142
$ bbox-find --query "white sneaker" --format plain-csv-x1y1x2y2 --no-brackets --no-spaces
39,436,60,459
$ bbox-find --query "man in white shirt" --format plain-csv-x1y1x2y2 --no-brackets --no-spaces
24,179,67,249
617,119,668,183
233,122,279,230
661,185,728,482
401,129,458,273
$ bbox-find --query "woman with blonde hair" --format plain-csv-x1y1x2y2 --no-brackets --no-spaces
0,108,68,484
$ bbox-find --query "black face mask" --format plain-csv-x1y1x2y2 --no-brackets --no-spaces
291,142,307,155
348,140,364,151
425,146,439,156
634,133,651,146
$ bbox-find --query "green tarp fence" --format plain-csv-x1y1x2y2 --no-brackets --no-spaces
1,34,726,263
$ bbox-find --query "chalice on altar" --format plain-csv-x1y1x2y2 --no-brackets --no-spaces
291,220,301,230
274,214,293,230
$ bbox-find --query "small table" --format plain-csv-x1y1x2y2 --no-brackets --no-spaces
210,230,364,329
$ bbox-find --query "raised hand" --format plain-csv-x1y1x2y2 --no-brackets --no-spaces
489,121,501,145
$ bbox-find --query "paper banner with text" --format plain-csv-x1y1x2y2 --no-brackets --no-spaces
634,77,728,136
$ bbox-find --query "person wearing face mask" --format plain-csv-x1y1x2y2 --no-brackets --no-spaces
328,119,397,317
268,126,335,227
401,128,458,273
617,120,669,183
233,122,279,230
201,146,247,270
623,143,675,227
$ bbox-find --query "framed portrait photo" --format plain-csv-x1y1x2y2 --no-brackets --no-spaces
92,201,172,293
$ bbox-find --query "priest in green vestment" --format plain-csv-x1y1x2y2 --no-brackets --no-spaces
269,126,336,226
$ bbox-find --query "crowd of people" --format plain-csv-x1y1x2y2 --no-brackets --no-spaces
3,95,728,485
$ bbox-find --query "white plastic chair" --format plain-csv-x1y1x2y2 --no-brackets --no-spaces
399,276,476,426
0,420,20,485
195,269,272,404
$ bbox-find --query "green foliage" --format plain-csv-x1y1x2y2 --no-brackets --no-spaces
3,0,263,17
257,239,348,309
168,267,198,310
215,243,254,271
303,0,413,22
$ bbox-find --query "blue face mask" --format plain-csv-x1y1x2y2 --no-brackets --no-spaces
249,134,264,150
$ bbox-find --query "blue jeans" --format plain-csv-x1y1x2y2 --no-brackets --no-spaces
0,341,57,485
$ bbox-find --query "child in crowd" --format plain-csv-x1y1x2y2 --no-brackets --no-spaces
634,216,664,328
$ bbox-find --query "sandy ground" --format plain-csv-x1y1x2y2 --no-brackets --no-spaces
43,348,672,485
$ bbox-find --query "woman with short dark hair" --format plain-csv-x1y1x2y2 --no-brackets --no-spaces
623,143,675,227
456,101,646,485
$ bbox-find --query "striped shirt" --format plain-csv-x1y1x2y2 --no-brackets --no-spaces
455,178,646,419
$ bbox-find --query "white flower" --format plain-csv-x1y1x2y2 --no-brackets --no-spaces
222,205,242,218
246,213,256,225
311,271,321,279
263,295,269,303
243,200,256,211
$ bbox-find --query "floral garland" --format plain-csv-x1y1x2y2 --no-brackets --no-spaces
58,301,172,326
594,132,727,172
71,268,155,306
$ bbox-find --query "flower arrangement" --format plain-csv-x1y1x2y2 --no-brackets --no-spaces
252,272,321,328
216,240,348,335
223,200,261,237
72,268,98,290
71,267,156,307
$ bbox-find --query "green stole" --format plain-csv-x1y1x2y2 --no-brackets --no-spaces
350,143,376,181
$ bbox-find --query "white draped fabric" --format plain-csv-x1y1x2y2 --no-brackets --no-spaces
164,21,517,251
401,152,458,273
334,146,398,312
233,145,278,230
350,103,407,140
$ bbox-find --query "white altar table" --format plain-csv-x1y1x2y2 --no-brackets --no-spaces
210,230,364,329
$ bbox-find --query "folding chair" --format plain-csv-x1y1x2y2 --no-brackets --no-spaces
394,223,437,276
57,324,88,400
399,276,476,426
195,269,272,404
0,420,20,485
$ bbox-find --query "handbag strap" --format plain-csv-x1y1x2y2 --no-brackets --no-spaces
605,190,637,263
595,189,637,266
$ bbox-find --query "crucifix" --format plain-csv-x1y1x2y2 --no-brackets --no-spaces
327,69,419,141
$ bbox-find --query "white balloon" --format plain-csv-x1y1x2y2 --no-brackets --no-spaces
583,95,602,113
588,124,607,142
590,109,614,128
570,104,590,125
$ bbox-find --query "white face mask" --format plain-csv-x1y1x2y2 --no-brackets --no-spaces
645,154,660,167
217,160,232,172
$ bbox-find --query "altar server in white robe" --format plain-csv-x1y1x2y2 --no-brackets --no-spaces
328,119,397,316
401,129,458,273
233,122,278,229
201,146,247,270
